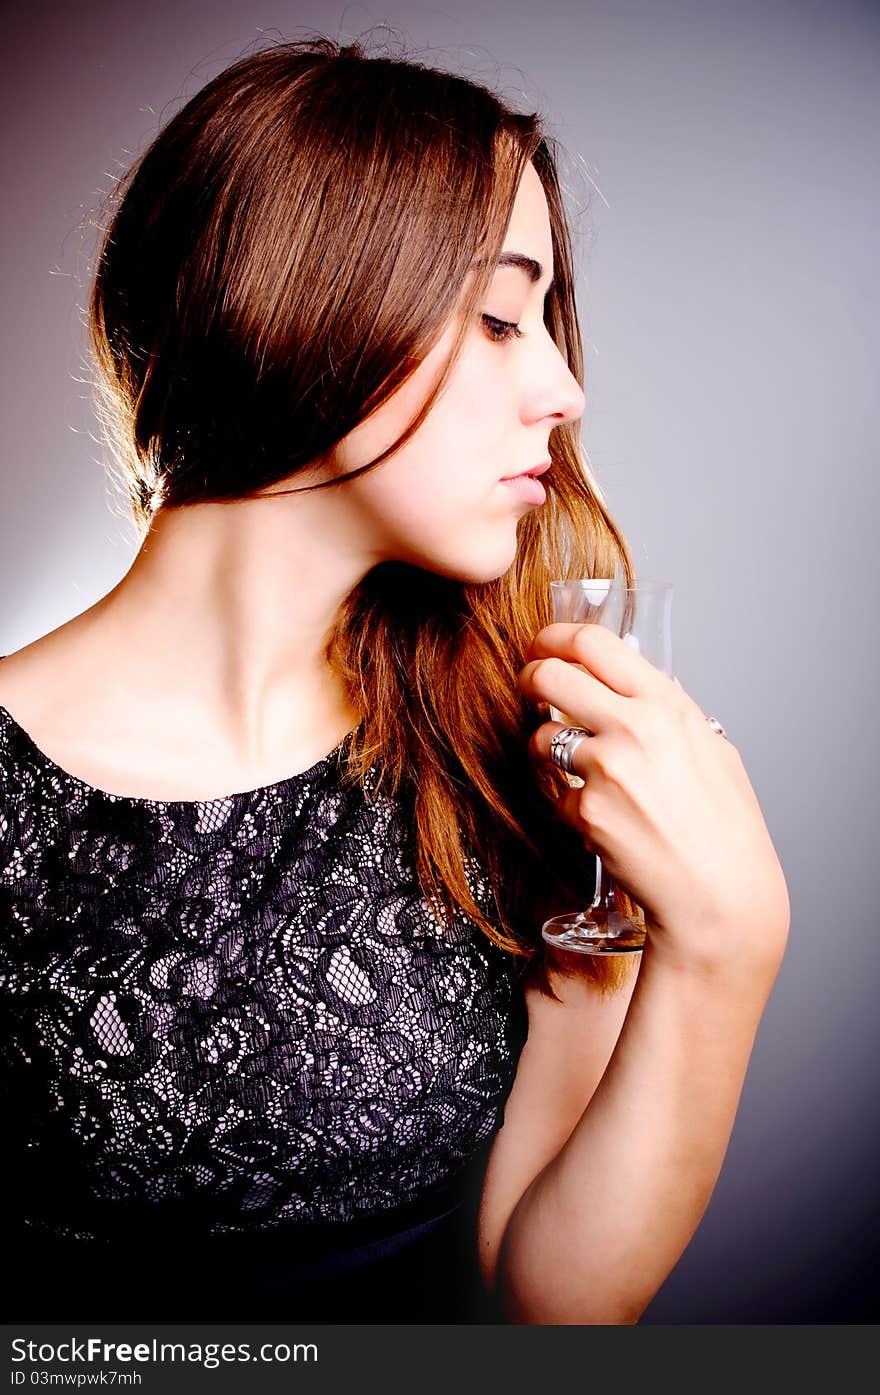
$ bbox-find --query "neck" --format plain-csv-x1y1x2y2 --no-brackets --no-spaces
73,490,383,761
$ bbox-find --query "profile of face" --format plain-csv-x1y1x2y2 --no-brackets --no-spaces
323,160,586,584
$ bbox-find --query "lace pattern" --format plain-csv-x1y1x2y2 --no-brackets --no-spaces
0,707,529,1243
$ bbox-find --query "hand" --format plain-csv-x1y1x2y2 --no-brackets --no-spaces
518,623,791,970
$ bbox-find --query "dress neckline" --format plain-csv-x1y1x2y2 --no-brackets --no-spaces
0,663,358,808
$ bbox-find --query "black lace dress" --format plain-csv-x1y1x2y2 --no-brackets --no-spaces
0,698,530,1322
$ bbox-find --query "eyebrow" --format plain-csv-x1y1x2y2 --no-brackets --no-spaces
495,251,557,295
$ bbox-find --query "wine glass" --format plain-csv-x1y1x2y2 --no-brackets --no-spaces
541,577,674,955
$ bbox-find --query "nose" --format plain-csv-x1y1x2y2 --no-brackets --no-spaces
531,333,586,425
555,370,586,424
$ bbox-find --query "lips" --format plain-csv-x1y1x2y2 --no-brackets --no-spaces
498,457,551,506
500,458,552,482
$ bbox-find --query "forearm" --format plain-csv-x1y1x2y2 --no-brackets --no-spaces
496,928,788,1324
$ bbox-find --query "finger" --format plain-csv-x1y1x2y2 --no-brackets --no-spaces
529,718,602,784
553,781,596,839
525,622,658,698
519,656,622,735
543,774,600,850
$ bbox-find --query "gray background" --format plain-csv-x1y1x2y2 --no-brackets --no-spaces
1,0,877,1323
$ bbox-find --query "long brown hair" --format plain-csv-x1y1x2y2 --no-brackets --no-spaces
87,35,637,999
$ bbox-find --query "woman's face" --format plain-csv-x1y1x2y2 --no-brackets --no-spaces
329,159,586,584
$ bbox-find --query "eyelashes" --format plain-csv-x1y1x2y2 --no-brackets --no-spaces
481,314,525,344
482,283,557,344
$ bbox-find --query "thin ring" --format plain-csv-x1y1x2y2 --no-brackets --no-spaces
705,715,728,739
549,725,593,776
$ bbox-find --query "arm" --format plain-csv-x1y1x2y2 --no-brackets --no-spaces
494,620,792,1322
494,927,788,1325
477,950,641,1299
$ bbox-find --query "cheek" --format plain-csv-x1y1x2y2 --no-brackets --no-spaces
361,462,476,537
354,461,522,581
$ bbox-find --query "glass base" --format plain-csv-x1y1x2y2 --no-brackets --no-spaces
541,910,646,955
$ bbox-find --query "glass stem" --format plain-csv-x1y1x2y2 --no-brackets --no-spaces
592,855,614,917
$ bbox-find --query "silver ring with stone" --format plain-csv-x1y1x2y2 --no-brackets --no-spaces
705,716,728,739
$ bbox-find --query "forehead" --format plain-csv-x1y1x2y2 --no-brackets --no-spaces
457,161,555,307
501,161,553,260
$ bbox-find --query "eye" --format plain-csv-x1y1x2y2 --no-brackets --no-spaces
481,314,525,344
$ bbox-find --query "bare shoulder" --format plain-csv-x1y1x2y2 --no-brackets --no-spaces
0,623,186,799
0,618,81,697
0,629,78,735
476,949,641,1298
0,621,113,793
0,634,68,818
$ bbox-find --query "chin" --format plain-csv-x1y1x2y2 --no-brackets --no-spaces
437,555,518,587
394,524,520,586
423,535,519,585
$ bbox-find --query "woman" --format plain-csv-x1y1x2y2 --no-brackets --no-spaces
0,37,789,1324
